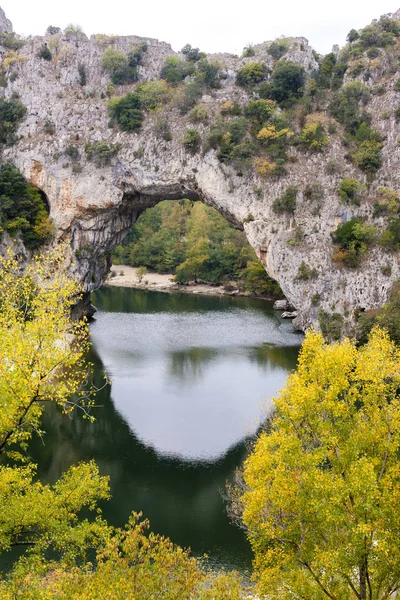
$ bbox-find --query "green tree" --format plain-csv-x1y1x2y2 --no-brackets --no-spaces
0,163,54,248
233,327,400,600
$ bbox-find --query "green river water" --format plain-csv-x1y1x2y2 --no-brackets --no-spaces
30,286,302,572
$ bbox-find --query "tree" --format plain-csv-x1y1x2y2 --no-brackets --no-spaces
347,28,360,43
0,248,244,598
46,25,61,35
233,328,400,600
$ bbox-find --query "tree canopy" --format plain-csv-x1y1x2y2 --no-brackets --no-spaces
233,327,400,600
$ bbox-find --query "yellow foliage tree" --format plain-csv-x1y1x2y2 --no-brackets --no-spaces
235,328,400,600
0,247,244,598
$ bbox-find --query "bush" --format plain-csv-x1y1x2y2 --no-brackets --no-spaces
188,103,209,123
0,162,54,248
296,260,318,280
153,117,172,141
102,48,128,73
85,141,121,166
181,44,204,62
220,101,242,116
181,128,201,153
353,139,382,173
244,99,276,124
329,81,370,135
272,186,297,214
242,44,255,58
176,80,203,114
207,117,250,163
78,64,87,86
64,145,79,159
318,310,344,341
304,181,324,202
0,33,25,50
332,217,376,267
135,80,170,110
160,56,194,84
347,28,360,43
37,45,52,61
373,187,400,216
297,120,329,152
46,25,61,35
196,58,222,89
245,261,282,297
0,98,26,145
338,177,364,205
108,93,143,132
235,62,269,87
259,60,305,107
102,44,147,85
380,217,400,251
267,40,288,60
356,281,400,344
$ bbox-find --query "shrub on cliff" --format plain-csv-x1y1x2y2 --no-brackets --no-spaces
0,163,54,248
181,128,201,153
380,217,400,251
338,177,365,205
259,61,305,107
331,217,376,267
108,93,143,132
272,186,297,214
267,40,289,60
236,62,269,87
0,98,26,145
160,56,195,84
37,45,52,61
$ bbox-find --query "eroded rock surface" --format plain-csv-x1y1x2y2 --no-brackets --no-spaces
1,7,400,333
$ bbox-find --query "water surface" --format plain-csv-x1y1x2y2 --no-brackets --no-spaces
32,287,302,571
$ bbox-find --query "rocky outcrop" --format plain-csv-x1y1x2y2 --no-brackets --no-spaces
1,7,400,333
0,7,12,34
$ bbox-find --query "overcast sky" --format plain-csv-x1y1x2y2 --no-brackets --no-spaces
1,0,399,55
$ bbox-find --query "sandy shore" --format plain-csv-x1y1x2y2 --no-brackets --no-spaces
105,265,240,297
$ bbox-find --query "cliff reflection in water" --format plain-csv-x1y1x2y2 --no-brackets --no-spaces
30,287,302,571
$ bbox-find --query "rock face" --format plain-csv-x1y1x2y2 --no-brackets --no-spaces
1,7,400,333
0,7,12,34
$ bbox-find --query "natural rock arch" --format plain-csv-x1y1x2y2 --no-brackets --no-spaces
2,6,400,332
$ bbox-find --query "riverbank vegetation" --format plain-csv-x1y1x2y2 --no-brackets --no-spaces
112,199,282,298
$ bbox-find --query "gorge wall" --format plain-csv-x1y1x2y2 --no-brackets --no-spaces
1,7,400,333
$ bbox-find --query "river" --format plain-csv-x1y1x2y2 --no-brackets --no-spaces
31,286,303,572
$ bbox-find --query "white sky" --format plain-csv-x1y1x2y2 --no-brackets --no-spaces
1,0,399,55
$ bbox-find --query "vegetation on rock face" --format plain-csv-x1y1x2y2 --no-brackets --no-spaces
357,281,400,345
0,98,26,145
85,141,121,166
272,186,298,214
231,327,400,599
112,199,282,296
236,61,269,87
108,93,143,131
331,217,376,267
102,43,147,85
259,60,306,107
338,177,365,206
0,163,54,248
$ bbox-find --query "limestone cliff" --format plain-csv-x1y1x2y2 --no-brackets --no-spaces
1,7,400,333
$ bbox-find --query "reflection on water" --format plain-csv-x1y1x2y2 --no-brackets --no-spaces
29,287,302,571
